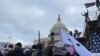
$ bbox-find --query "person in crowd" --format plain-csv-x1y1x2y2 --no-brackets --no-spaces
0,46,3,56
52,41,67,56
65,52,71,56
48,45,53,56
52,46,67,56
65,51,79,56
42,45,50,56
31,43,43,56
0,51,3,56
3,44,14,56
6,42,25,56
25,44,37,56
23,48,30,54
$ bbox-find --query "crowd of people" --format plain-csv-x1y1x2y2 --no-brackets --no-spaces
0,42,43,56
0,42,79,56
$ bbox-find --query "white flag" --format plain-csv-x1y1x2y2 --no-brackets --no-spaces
59,29,73,45
60,29,91,56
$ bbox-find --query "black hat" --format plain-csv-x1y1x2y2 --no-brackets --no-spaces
15,42,22,47
32,44,37,49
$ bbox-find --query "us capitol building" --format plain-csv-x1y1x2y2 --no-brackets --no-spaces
34,15,73,47
34,15,91,48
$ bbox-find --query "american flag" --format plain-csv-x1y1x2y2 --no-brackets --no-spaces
59,29,90,56
64,44,74,55
91,31,100,53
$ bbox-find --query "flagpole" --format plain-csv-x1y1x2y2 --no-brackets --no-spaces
86,20,92,50
96,0,100,11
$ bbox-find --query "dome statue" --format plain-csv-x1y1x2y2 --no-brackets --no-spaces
50,14,68,33
49,14,69,41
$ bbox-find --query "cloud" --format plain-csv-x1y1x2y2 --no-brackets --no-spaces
0,0,97,45
0,0,45,32
0,0,46,45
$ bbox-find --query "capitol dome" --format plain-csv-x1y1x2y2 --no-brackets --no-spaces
50,15,68,33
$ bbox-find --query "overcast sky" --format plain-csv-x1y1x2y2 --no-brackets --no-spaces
0,0,97,45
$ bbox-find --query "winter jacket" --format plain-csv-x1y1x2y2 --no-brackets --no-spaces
6,48,25,56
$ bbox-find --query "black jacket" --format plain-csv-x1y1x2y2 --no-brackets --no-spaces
0,52,3,56
25,49,35,56
7,48,25,56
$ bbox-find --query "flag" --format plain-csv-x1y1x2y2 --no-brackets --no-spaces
59,29,74,55
67,46,74,55
59,29,91,56
64,44,74,55
59,29,73,45
53,41,68,55
52,46,67,55
85,2,95,8
91,31,100,53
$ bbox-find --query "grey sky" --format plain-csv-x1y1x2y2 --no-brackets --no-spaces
0,0,97,45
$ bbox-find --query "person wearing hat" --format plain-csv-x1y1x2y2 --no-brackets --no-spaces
4,44,14,56
15,42,22,48
31,43,43,56
6,42,25,56
25,44,37,56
